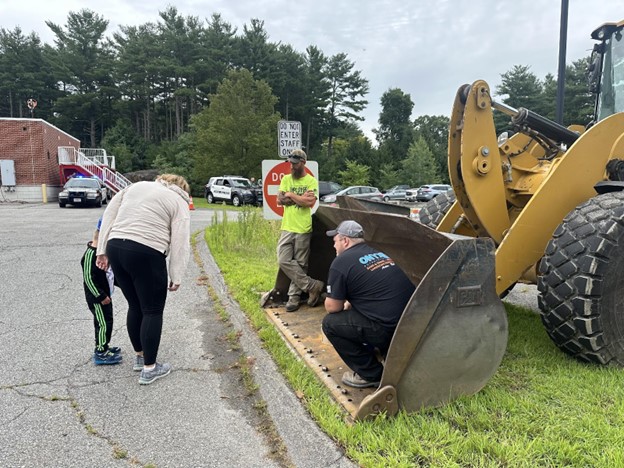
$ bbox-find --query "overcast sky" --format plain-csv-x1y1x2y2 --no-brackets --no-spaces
2,1,622,140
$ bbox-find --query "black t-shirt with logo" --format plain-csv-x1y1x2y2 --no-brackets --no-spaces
326,243,415,327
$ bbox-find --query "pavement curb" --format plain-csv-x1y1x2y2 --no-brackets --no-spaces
195,236,355,468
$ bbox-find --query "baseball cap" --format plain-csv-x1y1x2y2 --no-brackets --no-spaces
287,149,307,163
326,220,364,238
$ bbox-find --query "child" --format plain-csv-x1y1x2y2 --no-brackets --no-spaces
81,219,122,365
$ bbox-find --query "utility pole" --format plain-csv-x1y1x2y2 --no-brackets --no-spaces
555,0,569,124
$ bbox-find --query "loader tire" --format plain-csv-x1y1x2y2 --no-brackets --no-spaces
537,192,624,365
418,189,456,228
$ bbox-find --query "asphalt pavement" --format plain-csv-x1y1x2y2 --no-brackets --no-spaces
0,202,353,468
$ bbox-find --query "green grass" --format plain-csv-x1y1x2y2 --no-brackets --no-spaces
192,196,261,212
205,210,624,467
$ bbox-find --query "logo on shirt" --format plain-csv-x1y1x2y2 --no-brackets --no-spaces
359,252,395,271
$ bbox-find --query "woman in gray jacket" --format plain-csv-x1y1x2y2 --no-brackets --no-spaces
96,174,191,385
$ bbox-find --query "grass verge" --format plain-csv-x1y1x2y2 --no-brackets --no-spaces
192,196,261,212
205,209,624,467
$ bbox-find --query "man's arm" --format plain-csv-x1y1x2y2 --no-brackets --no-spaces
324,297,345,313
277,191,296,206
282,190,316,208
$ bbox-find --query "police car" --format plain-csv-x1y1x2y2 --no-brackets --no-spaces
58,176,108,208
204,176,260,206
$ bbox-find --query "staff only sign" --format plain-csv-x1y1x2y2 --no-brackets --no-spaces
277,120,302,157
261,159,319,220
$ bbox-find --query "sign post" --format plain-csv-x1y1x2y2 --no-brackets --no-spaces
277,120,302,158
261,160,319,220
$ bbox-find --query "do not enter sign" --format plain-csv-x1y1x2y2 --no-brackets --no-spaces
261,159,319,220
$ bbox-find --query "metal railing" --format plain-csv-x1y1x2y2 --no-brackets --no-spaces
58,147,131,193
79,148,116,170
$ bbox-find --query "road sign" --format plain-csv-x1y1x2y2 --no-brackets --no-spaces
261,159,319,220
277,120,302,158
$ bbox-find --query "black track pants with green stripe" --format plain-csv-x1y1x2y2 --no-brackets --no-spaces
88,301,113,353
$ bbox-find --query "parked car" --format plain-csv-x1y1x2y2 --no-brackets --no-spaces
382,184,410,202
250,179,263,206
406,184,453,202
320,185,383,204
205,176,258,206
58,176,107,208
318,181,343,198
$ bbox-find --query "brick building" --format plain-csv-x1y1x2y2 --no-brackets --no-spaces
0,118,80,202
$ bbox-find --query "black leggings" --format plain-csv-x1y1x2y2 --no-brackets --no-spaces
106,238,168,366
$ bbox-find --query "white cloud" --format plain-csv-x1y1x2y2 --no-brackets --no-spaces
1,0,622,141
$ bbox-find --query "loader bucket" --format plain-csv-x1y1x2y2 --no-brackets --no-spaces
261,198,507,420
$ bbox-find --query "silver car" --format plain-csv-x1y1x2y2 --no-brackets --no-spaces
382,185,410,202
406,184,452,202
321,185,383,204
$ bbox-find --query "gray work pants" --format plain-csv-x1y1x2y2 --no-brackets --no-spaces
277,230,314,298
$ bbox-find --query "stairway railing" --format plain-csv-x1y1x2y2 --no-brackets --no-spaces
58,147,131,193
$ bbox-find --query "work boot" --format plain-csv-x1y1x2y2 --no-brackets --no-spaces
306,280,324,307
341,371,380,389
285,296,300,312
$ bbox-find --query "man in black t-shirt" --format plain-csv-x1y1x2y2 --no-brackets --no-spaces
322,220,415,388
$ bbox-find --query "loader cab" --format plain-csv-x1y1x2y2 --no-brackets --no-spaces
590,21,624,121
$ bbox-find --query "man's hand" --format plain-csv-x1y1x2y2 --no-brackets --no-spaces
277,192,295,206
101,296,111,305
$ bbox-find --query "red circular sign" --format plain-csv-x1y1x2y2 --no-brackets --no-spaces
263,161,314,217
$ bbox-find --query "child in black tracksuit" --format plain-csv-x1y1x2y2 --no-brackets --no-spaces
81,226,122,365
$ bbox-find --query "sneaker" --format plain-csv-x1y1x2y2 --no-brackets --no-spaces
306,280,325,307
133,355,145,371
341,371,380,389
93,350,122,366
109,346,121,354
139,362,171,385
285,296,300,312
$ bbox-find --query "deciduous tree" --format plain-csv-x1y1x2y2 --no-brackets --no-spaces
338,160,370,186
375,88,414,160
190,69,280,182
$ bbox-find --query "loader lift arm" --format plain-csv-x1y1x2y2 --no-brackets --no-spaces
444,80,624,295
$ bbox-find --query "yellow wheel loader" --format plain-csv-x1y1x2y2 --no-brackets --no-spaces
262,20,624,421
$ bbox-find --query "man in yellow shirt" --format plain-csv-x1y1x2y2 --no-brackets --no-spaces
277,149,324,312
